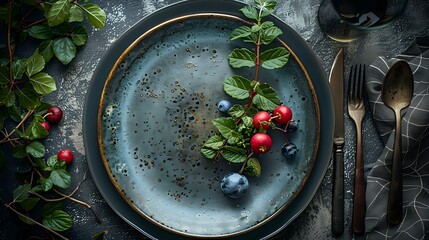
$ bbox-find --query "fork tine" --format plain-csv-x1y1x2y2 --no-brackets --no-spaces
348,64,357,101
357,64,366,101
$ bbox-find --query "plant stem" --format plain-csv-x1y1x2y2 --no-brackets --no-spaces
4,203,69,240
239,152,254,174
0,110,35,144
7,0,14,82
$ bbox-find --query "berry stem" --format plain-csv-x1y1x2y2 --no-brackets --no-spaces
0,109,34,144
239,152,254,174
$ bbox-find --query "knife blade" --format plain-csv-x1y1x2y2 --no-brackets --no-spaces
329,48,345,236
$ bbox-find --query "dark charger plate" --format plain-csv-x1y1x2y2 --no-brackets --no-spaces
83,0,334,239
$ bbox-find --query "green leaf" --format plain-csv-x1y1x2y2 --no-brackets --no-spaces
42,210,73,232
241,116,253,128
13,184,31,203
71,26,88,46
26,141,45,158
47,0,71,27
40,177,54,191
212,118,243,145
12,59,27,80
260,26,282,45
240,5,259,20
227,104,245,118
69,4,84,22
228,48,256,68
0,66,9,85
260,47,290,69
19,197,40,211
230,26,252,41
50,169,71,188
38,40,55,62
16,84,41,109
200,147,217,159
53,37,76,65
202,135,224,150
47,155,58,168
255,0,277,17
0,87,15,107
42,202,62,217
93,230,108,240
26,49,45,77
243,157,261,177
30,72,56,95
222,146,247,163
27,24,54,40
26,118,49,140
252,83,281,111
81,3,106,29
12,144,27,159
223,76,252,100
7,105,22,122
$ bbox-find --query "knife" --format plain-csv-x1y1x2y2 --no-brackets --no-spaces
329,48,345,236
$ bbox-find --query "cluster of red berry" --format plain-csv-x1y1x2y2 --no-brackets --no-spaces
39,106,74,165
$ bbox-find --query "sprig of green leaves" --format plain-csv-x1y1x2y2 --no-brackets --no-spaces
201,0,290,177
0,0,106,238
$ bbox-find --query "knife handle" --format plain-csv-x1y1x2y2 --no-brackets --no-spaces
332,146,344,236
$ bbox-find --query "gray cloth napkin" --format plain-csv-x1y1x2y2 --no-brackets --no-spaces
365,36,429,239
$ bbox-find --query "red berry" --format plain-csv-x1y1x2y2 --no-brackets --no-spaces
273,105,292,125
40,122,50,132
57,149,73,165
46,106,63,123
250,133,272,154
253,111,272,130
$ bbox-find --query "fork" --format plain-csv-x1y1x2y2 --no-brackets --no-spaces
348,64,366,234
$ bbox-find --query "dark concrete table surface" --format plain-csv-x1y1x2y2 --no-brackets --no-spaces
1,0,428,239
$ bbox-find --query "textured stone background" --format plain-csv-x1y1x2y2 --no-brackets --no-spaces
0,0,428,239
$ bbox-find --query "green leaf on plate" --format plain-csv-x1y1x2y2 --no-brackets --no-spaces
40,177,54,191
227,104,245,118
53,37,76,65
252,83,281,111
230,26,252,41
200,147,217,160
260,47,290,69
212,117,243,145
202,135,224,150
260,25,282,45
223,75,252,100
239,5,259,20
222,146,247,163
243,157,261,177
228,48,256,68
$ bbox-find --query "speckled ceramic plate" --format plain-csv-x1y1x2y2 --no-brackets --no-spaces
84,1,334,239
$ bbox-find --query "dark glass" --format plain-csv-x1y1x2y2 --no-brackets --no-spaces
318,0,407,42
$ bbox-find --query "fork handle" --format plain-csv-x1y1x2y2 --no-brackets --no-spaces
352,121,365,234
332,145,344,236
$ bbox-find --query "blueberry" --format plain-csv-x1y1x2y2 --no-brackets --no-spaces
217,100,232,113
220,172,249,199
286,120,299,133
281,142,298,159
